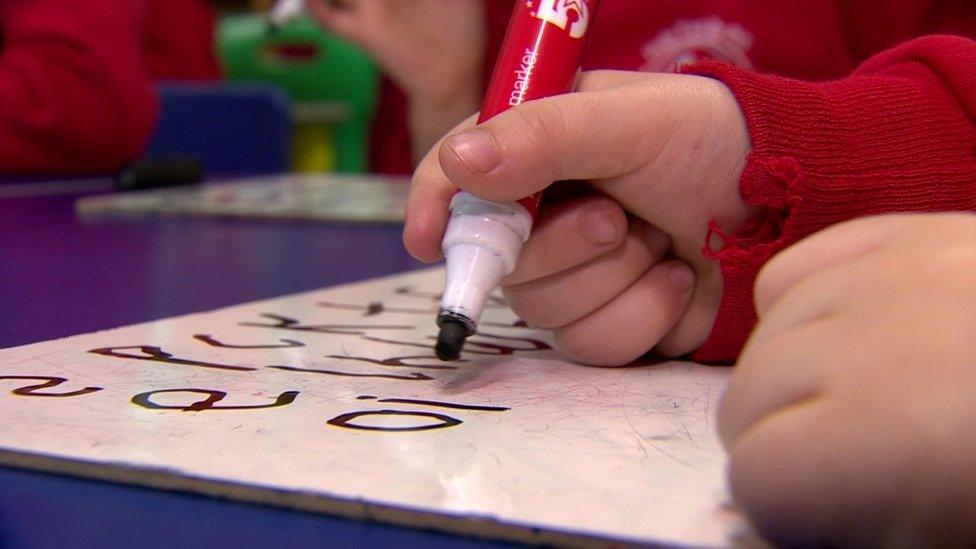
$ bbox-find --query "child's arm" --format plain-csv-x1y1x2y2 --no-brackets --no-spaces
720,212,976,547
688,35,976,362
0,0,157,173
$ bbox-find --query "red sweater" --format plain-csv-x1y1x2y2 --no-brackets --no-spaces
373,1,976,363
0,0,219,174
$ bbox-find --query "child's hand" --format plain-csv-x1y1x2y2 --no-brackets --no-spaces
405,71,754,364
307,0,485,105
720,213,976,547
307,0,486,162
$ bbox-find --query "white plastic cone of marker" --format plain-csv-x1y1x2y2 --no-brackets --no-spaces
439,192,533,337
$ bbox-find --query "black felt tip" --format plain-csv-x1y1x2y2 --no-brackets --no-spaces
436,318,469,361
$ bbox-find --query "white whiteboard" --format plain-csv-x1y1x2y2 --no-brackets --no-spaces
0,268,747,546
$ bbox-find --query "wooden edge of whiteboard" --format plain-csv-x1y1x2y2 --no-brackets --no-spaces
0,448,660,549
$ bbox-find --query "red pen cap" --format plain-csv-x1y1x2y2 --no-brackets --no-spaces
478,0,601,216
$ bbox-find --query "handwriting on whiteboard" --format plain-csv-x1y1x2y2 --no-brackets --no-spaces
1,287,547,432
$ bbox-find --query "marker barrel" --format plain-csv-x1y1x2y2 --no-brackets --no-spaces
437,0,600,352
479,0,600,215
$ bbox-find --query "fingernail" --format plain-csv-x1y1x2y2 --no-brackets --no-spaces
669,263,695,293
582,206,620,245
446,129,500,174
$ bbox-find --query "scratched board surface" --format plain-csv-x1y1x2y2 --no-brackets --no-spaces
0,268,745,547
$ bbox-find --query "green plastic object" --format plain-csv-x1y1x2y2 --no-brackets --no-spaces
219,15,378,173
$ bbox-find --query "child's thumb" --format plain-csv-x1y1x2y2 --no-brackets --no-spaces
437,71,672,203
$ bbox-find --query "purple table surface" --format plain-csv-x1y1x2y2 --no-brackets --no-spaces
0,188,517,549
0,191,426,348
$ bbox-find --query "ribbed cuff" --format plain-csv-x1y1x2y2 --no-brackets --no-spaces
685,41,976,362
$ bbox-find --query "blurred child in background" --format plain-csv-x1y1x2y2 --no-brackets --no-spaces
0,0,219,174
307,0,499,172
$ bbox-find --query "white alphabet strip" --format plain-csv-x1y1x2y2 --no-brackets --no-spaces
0,268,745,547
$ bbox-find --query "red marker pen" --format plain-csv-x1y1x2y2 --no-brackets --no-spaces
436,0,601,360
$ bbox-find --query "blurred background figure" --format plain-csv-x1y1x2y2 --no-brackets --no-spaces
306,0,497,172
5,0,970,177
0,0,219,174
305,0,975,176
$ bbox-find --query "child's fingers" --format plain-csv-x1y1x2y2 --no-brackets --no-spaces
402,154,457,262
551,260,695,366
502,194,632,286
724,398,847,547
403,113,480,262
717,309,856,544
503,221,670,329
717,318,833,449
437,71,680,204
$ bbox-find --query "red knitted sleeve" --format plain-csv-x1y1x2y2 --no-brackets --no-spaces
143,0,221,81
0,0,157,174
688,35,976,363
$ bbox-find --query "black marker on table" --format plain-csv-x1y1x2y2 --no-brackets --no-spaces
115,156,204,191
